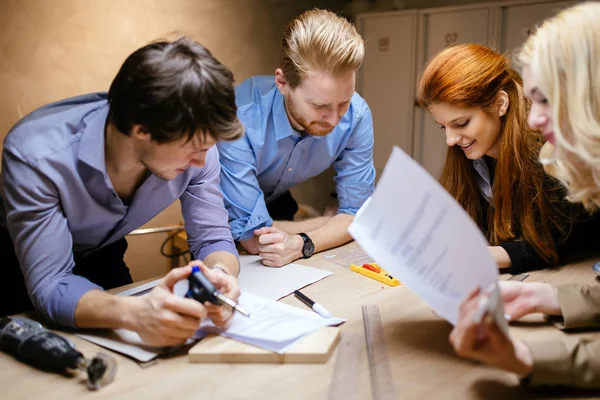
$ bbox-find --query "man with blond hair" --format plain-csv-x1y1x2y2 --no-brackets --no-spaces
218,9,375,267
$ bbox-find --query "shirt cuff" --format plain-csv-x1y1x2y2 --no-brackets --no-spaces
34,275,103,328
230,208,273,242
552,284,600,330
336,182,373,216
524,339,573,387
497,241,548,274
195,240,239,261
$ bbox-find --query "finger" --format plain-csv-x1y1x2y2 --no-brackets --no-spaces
459,287,482,315
161,265,193,289
259,252,282,266
186,259,207,268
198,264,229,287
206,304,235,328
483,318,510,349
198,265,240,300
212,311,235,328
159,323,198,340
465,286,481,303
159,309,203,331
254,227,278,236
154,310,200,338
205,302,233,319
258,243,284,253
163,294,207,319
452,318,481,358
261,257,284,267
258,233,284,245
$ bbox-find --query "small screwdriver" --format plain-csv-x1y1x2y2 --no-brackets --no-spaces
186,266,251,318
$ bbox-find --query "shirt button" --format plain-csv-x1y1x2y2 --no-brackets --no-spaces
288,168,293,172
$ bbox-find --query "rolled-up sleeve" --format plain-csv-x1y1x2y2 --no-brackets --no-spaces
333,105,376,215
180,146,238,260
522,284,600,388
218,136,272,241
2,144,101,327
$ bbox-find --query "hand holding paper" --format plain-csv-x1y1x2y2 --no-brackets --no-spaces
449,287,533,376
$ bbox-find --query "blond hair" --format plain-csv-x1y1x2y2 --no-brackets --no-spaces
280,9,365,88
516,3,600,210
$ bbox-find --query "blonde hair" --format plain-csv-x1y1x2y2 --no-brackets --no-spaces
280,9,365,88
517,3,600,210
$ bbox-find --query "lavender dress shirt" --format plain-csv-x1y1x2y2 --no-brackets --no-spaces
0,93,237,327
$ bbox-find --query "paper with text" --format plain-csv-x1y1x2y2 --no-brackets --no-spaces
196,292,345,353
348,147,507,330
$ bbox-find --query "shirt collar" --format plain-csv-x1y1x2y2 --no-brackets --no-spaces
272,89,296,141
472,157,493,203
78,103,110,175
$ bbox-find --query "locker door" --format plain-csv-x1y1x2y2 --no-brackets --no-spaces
500,1,577,53
357,10,418,178
414,6,494,179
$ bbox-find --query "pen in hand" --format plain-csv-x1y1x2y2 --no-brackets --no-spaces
293,290,331,319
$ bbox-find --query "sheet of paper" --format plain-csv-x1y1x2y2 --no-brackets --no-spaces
348,146,507,331
196,292,345,353
76,255,334,361
237,255,332,300
77,329,167,363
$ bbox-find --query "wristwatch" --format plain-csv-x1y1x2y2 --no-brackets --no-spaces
298,233,315,259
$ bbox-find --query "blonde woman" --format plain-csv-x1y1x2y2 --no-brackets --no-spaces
450,3,600,388
218,9,375,266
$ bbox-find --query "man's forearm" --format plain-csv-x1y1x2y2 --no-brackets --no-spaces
203,250,240,277
274,216,331,234
306,213,354,253
74,289,137,329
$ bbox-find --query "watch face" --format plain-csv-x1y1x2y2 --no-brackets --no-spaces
303,241,315,258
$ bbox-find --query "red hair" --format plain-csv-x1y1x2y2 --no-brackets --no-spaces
417,44,568,263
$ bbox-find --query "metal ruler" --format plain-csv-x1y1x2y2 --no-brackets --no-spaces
329,304,396,400
362,305,397,400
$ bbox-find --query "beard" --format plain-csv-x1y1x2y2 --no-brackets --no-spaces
285,94,336,137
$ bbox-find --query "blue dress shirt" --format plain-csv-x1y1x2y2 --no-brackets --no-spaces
0,93,237,327
218,76,375,241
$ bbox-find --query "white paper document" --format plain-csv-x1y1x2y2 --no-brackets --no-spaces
196,292,345,353
348,147,507,330
237,255,332,300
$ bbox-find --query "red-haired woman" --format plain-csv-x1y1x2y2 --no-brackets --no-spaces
417,43,598,274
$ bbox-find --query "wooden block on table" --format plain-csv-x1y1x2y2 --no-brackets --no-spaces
188,327,341,364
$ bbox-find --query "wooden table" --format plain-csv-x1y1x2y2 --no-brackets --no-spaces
3,243,600,400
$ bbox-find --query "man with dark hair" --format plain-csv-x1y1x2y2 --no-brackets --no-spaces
0,37,244,346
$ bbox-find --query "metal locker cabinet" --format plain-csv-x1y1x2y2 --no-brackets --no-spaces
356,10,418,179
